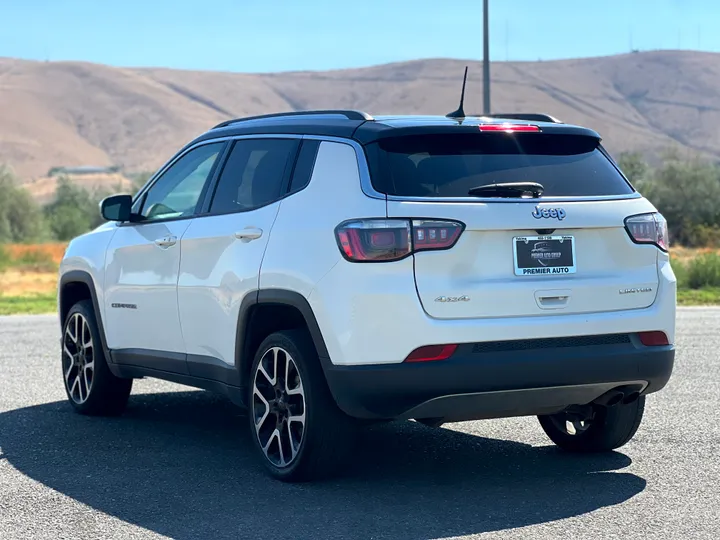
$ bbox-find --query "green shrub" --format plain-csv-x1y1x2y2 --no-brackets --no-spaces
685,253,720,289
0,165,47,243
44,176,105,241
671,255,689,289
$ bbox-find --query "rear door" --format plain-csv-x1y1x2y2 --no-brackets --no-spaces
177,137,301,373
369,131,660,319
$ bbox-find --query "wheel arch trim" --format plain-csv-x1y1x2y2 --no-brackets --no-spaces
235,289,332,387
58,270,112,362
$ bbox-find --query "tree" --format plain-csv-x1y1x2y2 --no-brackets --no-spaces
43,177,105,241
129,171,153,192
0,165,46,242
616,152,649,186
640,155,720,246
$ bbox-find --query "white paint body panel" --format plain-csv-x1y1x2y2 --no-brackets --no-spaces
177,204,281,366
388,198,660,319
261,141,385,297
309,250,676,366
59,222,118,324
104,220,193,353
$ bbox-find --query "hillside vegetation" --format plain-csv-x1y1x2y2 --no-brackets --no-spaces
1,50,720,182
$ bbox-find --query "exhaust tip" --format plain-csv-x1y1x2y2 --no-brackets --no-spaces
606,393,624,407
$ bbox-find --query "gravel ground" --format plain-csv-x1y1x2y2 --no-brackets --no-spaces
0,310,718,540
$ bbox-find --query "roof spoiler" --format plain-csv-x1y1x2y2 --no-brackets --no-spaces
475,113,563,124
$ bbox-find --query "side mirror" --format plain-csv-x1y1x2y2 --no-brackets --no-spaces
100,194,133,222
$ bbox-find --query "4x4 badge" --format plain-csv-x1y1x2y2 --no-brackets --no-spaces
532,206,566,220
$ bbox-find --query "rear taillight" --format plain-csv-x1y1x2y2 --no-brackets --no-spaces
638,331,670,346
624,213,669,252
335,219,464,262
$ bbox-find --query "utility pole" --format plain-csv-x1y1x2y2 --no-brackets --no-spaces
483,0,491,114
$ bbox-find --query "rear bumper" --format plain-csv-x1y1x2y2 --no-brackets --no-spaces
323,336,675,421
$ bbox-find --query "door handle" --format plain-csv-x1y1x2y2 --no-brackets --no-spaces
154,235,177,248
234,228,263,242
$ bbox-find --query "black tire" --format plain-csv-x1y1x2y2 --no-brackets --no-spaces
61,300,133,416
247,329,357,482
538,396,646,452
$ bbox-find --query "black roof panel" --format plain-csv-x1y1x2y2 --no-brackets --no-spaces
189,112,600,148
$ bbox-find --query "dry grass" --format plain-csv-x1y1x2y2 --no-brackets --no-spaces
5,243,66,265
0,270,57,296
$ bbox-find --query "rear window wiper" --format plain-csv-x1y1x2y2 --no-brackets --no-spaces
468,182,544,198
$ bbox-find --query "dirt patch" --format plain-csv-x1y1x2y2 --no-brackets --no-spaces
0,270,57,297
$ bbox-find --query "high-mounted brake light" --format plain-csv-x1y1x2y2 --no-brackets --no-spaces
335,219,464,262
478,123,540,133
624,213,669,252
405,344,458,362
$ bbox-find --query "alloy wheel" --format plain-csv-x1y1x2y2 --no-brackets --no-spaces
62,312,95,404
252,347,306,468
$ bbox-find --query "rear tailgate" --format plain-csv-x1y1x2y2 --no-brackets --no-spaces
368,128,660,320
387,198,659,319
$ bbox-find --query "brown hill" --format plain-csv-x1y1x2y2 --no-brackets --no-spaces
1,50,720,184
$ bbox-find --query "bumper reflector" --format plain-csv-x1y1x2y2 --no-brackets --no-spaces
404,344,458,363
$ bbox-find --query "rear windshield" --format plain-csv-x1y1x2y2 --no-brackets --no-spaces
365,133,634,197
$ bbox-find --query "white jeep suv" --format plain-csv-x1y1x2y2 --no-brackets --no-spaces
58,110,676,482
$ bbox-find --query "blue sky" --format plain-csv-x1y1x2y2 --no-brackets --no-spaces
1,0,716,72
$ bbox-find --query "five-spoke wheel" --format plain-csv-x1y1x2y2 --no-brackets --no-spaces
61,300,133,415
248,330,356,481
252,346,306,468
62,312,95,404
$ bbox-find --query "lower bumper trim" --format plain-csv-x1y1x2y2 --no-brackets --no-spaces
323,341,674,420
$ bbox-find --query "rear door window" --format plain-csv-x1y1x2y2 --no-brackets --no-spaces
209,138,299,214
366,133,634,197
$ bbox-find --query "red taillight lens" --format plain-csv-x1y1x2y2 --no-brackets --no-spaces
478,123,540,133
405,344,458,362
625,213,669,251
638,331,670,346
335,219,464,262
412,220,464,251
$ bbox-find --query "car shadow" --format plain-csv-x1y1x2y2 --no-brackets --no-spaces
0,390,646,540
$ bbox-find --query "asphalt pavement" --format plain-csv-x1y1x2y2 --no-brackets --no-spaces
0,310,719,540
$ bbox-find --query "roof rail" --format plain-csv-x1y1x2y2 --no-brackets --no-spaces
478,113,563,124
213,110,374,129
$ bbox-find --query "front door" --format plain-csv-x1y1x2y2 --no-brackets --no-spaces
104,142,226,368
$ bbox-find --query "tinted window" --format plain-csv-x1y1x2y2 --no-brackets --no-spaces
140,143,224,221
366,134,634,197
209,139,298,214
288,140,320,194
